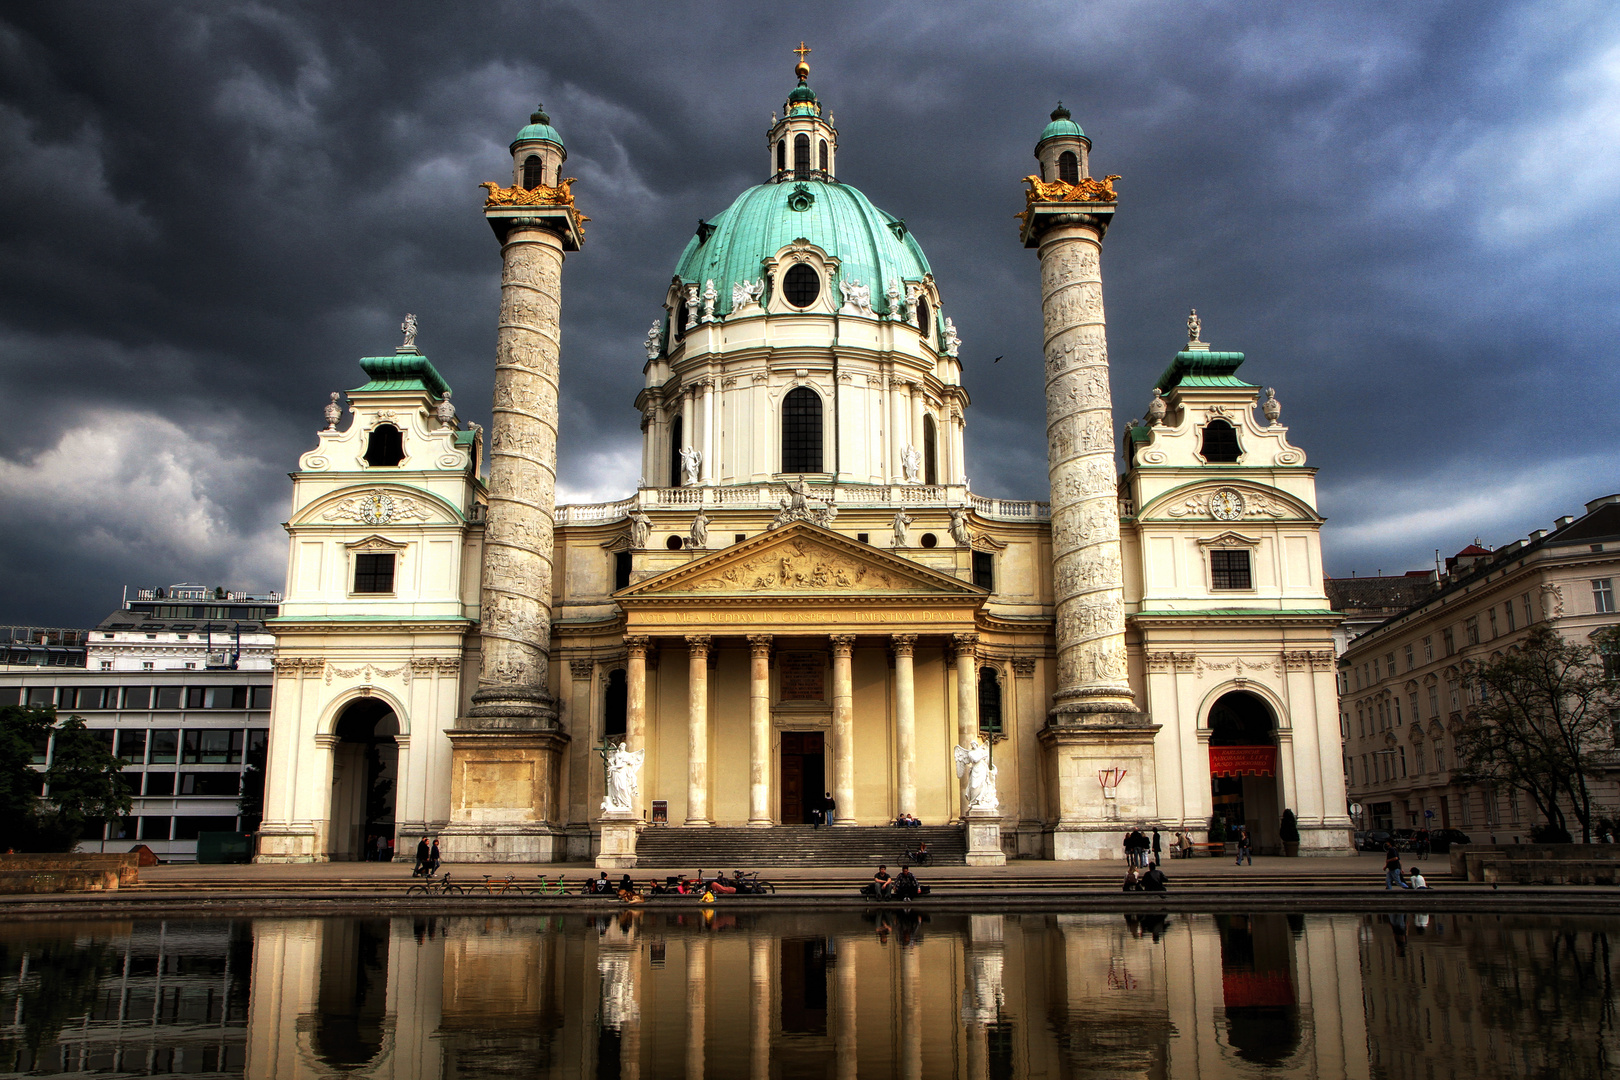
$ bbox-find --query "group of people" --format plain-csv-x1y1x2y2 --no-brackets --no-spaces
1122,861,1169,893
1382,842,1431,890
811,792,838,828
410,836,442,877
1122,828,1161,867
863,864,927,901
890,813,923,827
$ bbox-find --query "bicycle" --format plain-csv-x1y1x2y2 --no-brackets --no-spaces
475,874,528,896
405,872,463,897
732,870,775,895
533,874,568,896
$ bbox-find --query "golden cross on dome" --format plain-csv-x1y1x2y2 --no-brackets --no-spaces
793,41,812,64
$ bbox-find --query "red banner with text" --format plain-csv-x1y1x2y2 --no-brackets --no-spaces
1209,746,1277,777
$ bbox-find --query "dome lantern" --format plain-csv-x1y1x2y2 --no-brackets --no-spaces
1034,102,1091,185
510,104,568,191
767,43,837,183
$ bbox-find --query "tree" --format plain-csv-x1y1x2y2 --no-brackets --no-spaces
0,706,55,850
238,735,266,833
1455,625,1620,843
0,707,130,851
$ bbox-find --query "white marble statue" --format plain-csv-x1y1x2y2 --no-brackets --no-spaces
324,391,342,431
903,284,920,326
628,511,652,549
643,320,662,360
954,739,999,813
901,444,922,484
838,278,873,315
401,312,418,350
732,278,764,310
689,510,709,549
679,445,702,485
885,280,903,321
435,390,457,430
1146,387,1166,426
942,317,960,357
891,509,912,548
602,744,645,814
950,508,972,547
1187,308,1201,345
701,279,717,322
1262,387,1281,426
684,284,700,328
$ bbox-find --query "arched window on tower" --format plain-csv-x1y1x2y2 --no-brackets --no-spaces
777,139,786,175
978,667,1003,735
916,297,931,344
1058,151,1080,185
603,669,628,738
522,155,543,189
819,139,828,175
1201,419,1241,463
781,387,823,473
794,134,810,179
364,424,404,466
669,414,684,487
923,414,938,485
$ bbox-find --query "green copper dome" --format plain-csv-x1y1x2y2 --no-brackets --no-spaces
511,105,564,151
673,179,932,318
1038,102,1085,143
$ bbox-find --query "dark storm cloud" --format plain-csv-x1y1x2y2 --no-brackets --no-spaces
1,1,1617,625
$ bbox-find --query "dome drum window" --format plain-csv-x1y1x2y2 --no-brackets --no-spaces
781,387,823,473
522,156,544,189
782,263,820,308
1200,419,1242,463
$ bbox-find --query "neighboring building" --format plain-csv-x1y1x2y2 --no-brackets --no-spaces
1,626,88,669
0,668,271,861
1341,494,1620,837
88,584,280,672
257,62,1352,862
1323,571,1438,656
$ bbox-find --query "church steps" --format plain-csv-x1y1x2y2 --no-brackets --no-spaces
632,825,967,868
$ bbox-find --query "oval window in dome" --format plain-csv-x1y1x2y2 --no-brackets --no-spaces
783,264,820,308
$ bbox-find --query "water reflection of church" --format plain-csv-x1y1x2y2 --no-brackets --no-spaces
243,912,1370,1078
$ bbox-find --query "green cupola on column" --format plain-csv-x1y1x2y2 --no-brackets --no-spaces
1034,102,1091,184
510,104,567,190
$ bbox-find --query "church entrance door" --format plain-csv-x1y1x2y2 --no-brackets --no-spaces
779,731,825,824
1208,691,1283,854
329,699,399,862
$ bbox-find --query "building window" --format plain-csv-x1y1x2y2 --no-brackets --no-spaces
1210,549,1252,590
782,263,820,308
916,297,931,342
614,551,632,591
781,387,823,472
99,660,112,670
1505,600,1516,631
1594,578,1615,614
923,414,938,485
604,669,628,738
1488,608,1498,637
1442,628,1455,656
1415,741,1425,773
1434,741,1445,772
818,139,828,173
1465,617,1479,645
1423,636,1433,663
1200,420,1240,463
669,415,684,487
1399,747,1407,778
1385,653,1396,678
354,553,396,594
1058,150,1079,184
776,139,786,174
675,298,688,339
1523,593,1534,624
794,133,810,179
1408,693,1419,726
977,667,1003,734
1393,697,1402,725
522,155,543,189
1404,644,1414,670
1427,685,1439,717
363,424,404,466
142,661,154,671
973,551,994,591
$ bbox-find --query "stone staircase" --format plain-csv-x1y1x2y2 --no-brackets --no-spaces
632,825,966,868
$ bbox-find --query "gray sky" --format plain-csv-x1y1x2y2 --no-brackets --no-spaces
2,1,1617,627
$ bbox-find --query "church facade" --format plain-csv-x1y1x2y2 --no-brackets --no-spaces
256,61,1351,863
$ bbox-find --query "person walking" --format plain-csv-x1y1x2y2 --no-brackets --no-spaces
1236,825,1253,866
413,836,430,877
428,838,442,875
1151,829,1162,865
823,792,837,827
1382,841,1402,890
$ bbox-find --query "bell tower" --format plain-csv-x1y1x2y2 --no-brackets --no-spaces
767,45,838,182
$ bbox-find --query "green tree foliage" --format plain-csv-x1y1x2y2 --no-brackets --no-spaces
0,706,130,851
239,735,266,833
1455,625,1620,844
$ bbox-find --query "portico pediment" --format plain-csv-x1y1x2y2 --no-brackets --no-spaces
618,522,983,602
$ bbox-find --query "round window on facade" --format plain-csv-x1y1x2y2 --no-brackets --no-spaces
783,263,820,308
666,535,683,550
920,533,938,549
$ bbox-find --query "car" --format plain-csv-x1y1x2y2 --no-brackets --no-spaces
1428,829,1471,854
1360,829,1392,851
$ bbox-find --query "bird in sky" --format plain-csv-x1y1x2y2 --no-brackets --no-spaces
992,355,1003,364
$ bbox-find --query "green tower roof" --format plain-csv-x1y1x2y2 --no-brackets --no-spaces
354,352,451,399
511,105,564,151
1038,102,1086,143
673,179,933,318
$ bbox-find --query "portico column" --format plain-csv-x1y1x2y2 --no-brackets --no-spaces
625,636,650,819
748,635,773,825
701,378,715,484
686,635,712,825
892,634,918,817
888,376,907,481
911,388,926,474
953,633,980,750
830,635,856,825
681,388,694,481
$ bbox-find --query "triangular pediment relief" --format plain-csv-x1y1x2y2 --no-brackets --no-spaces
1137,481,1319,523
619,522,983,600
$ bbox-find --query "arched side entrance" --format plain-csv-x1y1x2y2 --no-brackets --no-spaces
1208,691,1283,854
330,699,399,862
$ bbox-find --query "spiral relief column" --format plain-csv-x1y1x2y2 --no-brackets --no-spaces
444,108,586,864
1020,107,1159,859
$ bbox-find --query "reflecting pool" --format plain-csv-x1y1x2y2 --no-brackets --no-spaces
1,911,1616,1078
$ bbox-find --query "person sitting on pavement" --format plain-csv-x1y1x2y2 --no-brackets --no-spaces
1122,866,1143,892
904,839,931,864
1141,861,1169,893
893,865,921,900
1405,866,1429,890
871,865,893,899
706,872,738,895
